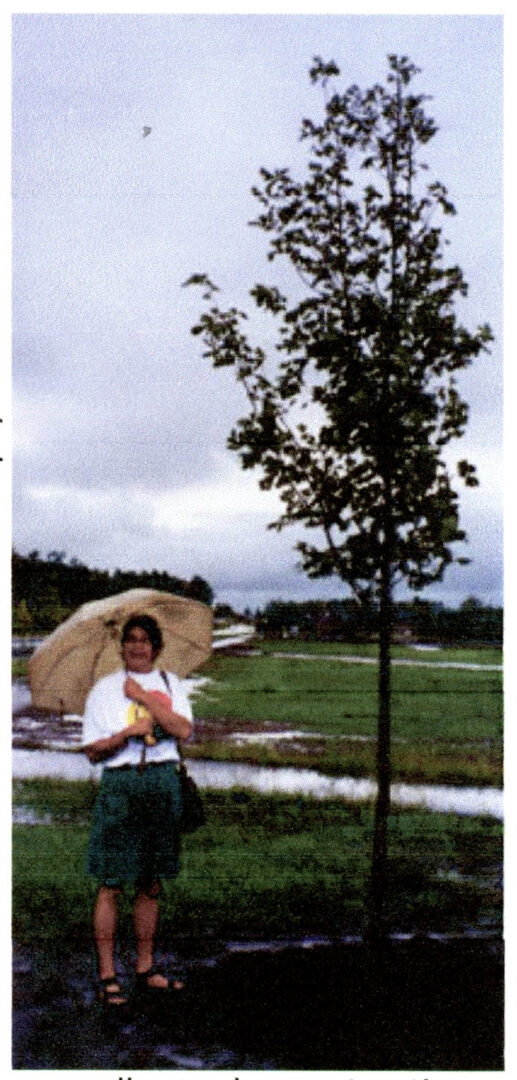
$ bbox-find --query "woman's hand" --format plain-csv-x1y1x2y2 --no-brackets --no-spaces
127,714,155,739
123,674,193,741
84,710,154,760
83,711,153,761
124,675,146,703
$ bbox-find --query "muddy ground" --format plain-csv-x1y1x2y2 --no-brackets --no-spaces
12,684,505,1069
13,937,504,1071
12,696,298,750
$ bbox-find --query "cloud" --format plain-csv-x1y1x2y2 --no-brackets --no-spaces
11,13,503,612
12,454,503,610
12,328,247,491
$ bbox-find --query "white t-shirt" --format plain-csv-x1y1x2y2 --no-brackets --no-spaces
82,667,193,768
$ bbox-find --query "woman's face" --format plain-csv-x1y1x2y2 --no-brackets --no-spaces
122,625,156,673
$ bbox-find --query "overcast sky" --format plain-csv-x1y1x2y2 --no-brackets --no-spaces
11,11,503,612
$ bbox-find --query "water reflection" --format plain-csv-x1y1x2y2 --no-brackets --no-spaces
11,748,503,819
13,748,95,782
12,682,32,713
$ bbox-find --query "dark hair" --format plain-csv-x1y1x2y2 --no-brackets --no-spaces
121,615,163,655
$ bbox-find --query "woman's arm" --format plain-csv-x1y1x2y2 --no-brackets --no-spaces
123,676,193,740
84,712,154,763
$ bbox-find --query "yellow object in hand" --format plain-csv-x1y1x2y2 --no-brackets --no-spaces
127,702,157,746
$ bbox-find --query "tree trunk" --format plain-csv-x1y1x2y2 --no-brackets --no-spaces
368,550,393,945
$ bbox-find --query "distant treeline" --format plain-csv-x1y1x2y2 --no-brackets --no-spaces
12,550,503,645
256,597,503,646
12,549,214,633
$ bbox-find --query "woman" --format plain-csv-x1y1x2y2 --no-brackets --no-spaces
82,614,193,1007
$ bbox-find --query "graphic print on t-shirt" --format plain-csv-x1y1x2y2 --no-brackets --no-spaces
126,689,172,745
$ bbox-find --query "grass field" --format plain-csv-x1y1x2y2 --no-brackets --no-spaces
13,643,503,785
258,641,502,664
12,642,504,950
12,780,502,948
12,658,29,678
190,649,503,786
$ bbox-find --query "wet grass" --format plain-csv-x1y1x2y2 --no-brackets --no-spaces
185,734,502,787
12,781,502,948
13,644,503,785
259,640,502,665
12,658,29,678
196,654,502,737
193,652,503,785
13,777,98,819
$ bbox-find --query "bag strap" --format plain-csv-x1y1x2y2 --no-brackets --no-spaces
159,669,185,761
159,669,171,692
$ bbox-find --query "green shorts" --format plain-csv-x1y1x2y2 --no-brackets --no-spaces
87,761,182,886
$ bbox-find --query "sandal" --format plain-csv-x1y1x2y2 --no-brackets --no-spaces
98,976,128,1008
135,965,185,993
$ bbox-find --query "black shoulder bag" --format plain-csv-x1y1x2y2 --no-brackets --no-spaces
160,671,206,833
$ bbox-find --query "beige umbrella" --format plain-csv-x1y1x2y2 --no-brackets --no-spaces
28,588,213,715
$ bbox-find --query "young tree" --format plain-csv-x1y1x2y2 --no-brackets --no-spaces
185,55,492,940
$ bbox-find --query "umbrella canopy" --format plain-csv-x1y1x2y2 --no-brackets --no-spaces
27,589,213,715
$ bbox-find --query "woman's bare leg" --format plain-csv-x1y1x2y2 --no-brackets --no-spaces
134,883,164,983
93,885,126,999
133,882,182,988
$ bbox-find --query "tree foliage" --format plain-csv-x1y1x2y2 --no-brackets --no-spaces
12,550,214,632
256,596,502,645
186,55,491,605
186,54,493,941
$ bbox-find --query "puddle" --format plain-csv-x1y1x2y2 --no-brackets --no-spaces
12,938,504,1071
13,805,54,826
389,780,502,817
12,637,44,657
228,729,333,744
12,682,33,713
11,748,503,819
223,928,500,952
188,760,503,819
13,748,96,782
272,651,502,671
12,676,503,820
